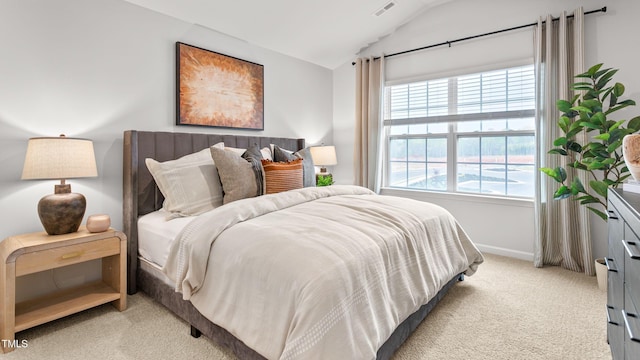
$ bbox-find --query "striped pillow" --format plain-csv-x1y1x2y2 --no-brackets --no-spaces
261,159,303,194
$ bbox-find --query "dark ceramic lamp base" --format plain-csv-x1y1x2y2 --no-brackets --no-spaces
37,184,86,235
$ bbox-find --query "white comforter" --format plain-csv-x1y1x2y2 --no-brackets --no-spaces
164,185,483,360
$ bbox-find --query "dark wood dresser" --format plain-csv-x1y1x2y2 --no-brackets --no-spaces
607,188,640,359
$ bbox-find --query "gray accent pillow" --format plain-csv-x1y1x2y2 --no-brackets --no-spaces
210,147,259,204
242,145,265,196
295,147,316,188
273,145,316,187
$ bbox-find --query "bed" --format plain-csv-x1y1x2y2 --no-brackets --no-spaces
122,130,483,360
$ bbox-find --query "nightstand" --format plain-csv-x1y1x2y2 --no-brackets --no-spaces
0,227,126,353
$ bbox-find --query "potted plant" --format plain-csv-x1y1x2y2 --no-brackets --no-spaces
540,63,640,221
541,63,640,288
316,174,334,187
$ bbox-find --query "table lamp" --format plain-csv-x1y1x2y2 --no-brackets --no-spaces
21,135,98,235
310,145,337,185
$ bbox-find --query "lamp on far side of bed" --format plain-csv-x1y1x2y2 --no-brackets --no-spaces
310,145,337,186
21,135,98,235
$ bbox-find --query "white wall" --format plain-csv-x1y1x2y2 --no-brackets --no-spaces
333,0,640,261
0,0,332,300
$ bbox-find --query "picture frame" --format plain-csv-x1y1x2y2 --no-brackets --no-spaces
176,42,264,130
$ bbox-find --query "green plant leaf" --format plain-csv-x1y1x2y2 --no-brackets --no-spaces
610,93,619,108
601,86,615,102
578,121,601,130
557,100,573,113
584,90,598,100
589,180,608,198
606,141,622,154
587,207,608,221
628,116,640,131
594,133,610,141
586,63,604,77
565,128,583,139
572,106,593,114
619,174,632,184
613,82,625,97
581,99,602,111
587,161,604,170
548,148,568,156
553,137,568,146
609,119,626,131
577,195,600,204
558,116,572,132
567,141,582,153
594,67,612,80
609,129,626,143
607,103,634,115
540,167,566,183
572,178,585,193
596,69,618,89
572,82,593,87
554,185,571,200
572,161,587,170
591,112,606,126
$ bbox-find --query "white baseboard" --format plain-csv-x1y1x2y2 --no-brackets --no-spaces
474,243,533,262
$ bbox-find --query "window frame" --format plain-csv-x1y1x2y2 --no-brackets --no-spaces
382,64,536,199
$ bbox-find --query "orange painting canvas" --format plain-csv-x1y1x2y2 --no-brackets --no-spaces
176,42,264,130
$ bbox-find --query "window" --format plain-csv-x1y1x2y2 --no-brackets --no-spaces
383,65,535,198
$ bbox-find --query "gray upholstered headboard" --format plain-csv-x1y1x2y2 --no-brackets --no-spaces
122,130,305,294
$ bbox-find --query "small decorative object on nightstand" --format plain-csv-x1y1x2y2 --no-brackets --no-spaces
0,227,127,353
86,214,111,233
21,135,98,235
310,145,337,186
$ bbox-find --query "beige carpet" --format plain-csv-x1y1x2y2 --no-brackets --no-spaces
4,253,610,360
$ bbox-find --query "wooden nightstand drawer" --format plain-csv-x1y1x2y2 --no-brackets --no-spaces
15,237,120,276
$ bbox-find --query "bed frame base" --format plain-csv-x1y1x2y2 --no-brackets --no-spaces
191,326,201,338
138,266,462,360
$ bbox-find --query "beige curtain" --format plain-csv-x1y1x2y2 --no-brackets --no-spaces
534,8,594,275
354,56,384,192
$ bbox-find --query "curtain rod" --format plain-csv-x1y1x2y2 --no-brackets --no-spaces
352,6,607,65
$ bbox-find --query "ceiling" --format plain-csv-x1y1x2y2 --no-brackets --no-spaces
123,0,452,69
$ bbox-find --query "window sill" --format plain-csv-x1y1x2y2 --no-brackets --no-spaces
380,187,534,208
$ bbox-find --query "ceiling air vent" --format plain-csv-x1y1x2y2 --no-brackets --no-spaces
373,1,397,17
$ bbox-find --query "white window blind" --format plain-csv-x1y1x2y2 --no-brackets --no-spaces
383,64,536,197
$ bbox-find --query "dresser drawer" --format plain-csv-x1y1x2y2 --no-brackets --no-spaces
608,305,625,360
624,290,640,360
625,236,640,311
15,237,120,276
609,204,625,271
610,260,625,309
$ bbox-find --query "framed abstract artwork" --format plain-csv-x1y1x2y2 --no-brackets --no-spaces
176,42,264,130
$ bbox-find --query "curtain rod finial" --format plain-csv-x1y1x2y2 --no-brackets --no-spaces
601,6,607,13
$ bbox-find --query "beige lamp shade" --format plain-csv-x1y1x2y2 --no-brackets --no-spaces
310,145,337,167
22,136,98,180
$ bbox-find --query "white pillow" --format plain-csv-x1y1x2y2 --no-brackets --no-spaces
145,145,224,219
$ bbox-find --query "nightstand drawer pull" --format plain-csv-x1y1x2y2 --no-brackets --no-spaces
623,240,640,260
608,210,619,220
623,310,640,342
61,251,83,259
605,257,618,272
